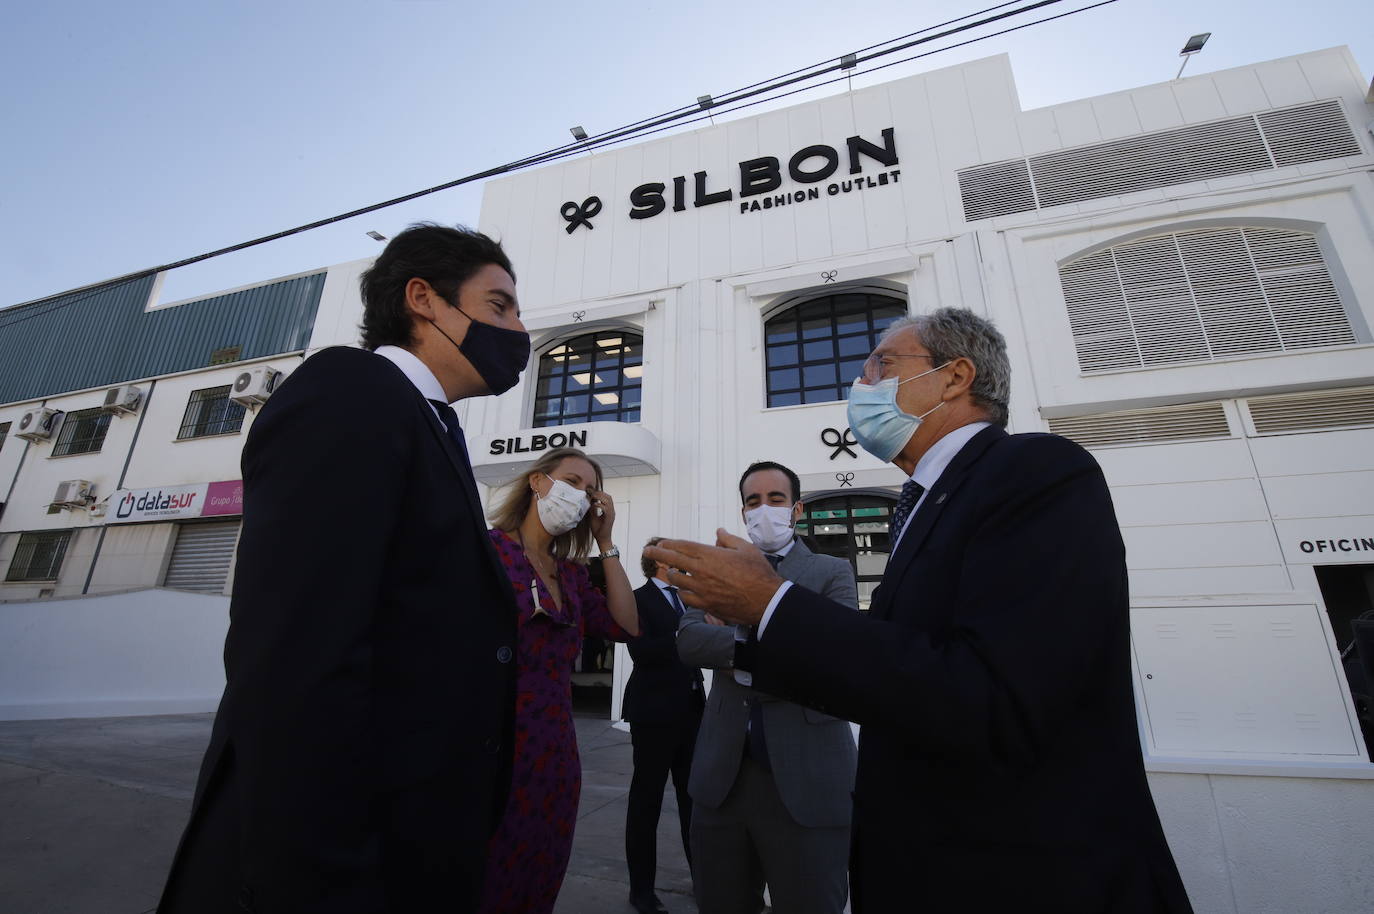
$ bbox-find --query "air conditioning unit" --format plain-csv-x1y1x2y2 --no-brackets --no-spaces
15,407,62,442
230,367,281,407
101,384,144,415
52,479,94,509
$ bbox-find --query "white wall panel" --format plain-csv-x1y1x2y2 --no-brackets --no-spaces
820,94,867,257
887,75,949,240
1094,439,1257,487
1212,67,1270,116
962,54,1022,163
1112,478,1271,527
639,139,675,291
665,135,702,287
1172,77,1228,123
1090,95,1143,141
608,145,645,296
1133,603,1361,757
788,102,832,264
726,118,764,275
1260,470,1374,520
755,111,800,269
1123,522,1283,570
1051,99,1101,149
580,152,620,301
1248,429,1374,477
1253,57,1317,108
1129,83,1185,132
553,156,594,305
1129,565,1293,598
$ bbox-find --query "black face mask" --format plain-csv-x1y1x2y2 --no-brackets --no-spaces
430,309,530,395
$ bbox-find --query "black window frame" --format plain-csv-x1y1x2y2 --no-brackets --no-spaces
0,420,10,453
533,330,643,427
795,492,897,612
177,385,247,440
50,407,111,457
5,530,73,582
763,292,908,407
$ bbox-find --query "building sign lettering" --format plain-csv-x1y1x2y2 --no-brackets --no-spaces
489,429,589,456
111,480,243,523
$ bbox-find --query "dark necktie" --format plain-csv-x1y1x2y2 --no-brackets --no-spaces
427,399,471,461
765,553,782,570
889,479,925,542
666,585,685,617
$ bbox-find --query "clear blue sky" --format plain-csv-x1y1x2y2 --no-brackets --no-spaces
2,0,1368,308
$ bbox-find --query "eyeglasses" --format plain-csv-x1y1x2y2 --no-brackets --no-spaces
861,352,936,381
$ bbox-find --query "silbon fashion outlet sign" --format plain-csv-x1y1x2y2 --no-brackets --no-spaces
560,128,901,232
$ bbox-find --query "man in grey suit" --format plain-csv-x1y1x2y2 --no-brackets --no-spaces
676,461,858,914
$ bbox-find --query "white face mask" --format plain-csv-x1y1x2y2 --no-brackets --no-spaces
536,475,590,536
744,504,797,554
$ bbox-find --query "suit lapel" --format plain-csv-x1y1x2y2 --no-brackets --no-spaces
873,425,1005,621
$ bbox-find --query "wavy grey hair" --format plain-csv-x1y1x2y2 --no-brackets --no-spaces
881,308,1010,428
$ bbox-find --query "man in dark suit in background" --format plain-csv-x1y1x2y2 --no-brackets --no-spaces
676,462,857,914
648,308,1193,913
158,224,528,914
622,537,705,914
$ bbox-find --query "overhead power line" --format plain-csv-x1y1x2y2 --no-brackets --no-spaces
1,0,1121,331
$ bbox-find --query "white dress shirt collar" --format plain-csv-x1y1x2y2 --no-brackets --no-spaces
373,345,449,426
894,420,992,548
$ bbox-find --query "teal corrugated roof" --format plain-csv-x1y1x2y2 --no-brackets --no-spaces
0,272,326,406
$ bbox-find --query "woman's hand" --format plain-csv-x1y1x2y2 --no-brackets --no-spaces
588,488,616,549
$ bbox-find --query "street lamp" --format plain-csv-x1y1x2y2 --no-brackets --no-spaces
1176,32,1211,80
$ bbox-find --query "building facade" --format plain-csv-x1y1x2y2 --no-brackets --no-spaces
1,46,1372,912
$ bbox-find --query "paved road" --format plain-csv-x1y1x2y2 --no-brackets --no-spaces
0,712,696,914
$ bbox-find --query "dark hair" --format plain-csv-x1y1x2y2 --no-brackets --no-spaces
641,536,665,578
358,223,515,351
738,461,802,505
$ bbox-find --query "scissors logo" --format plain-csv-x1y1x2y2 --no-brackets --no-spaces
571,310,586,322
821,427,858,460
560,196,603,233
835,472,855,487
820,270,838,283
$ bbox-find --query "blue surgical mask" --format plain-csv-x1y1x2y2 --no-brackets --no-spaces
846,362,949,462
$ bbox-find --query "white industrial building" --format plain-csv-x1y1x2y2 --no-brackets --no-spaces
2,46,1373,912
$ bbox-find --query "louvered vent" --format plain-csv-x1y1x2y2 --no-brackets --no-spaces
958,159,1036,221
1047,402,1231,447
163,521,241,593
958,100,1364,221
1257,100,1362,167
1032,117,1270,208
1059,227,1356,373
1245,387,1374,434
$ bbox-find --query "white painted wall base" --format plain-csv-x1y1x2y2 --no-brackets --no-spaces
1149,771,1374,913
0,588,228,721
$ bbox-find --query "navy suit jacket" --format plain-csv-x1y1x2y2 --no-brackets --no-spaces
745,426,1193,913
623,581,703,724
159,347,517,914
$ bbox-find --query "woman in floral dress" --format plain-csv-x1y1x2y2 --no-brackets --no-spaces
478,447,640,913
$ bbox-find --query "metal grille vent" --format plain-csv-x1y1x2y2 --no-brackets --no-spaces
1047,401,1231,447
1059,226,1355,373
1032,117,1270,208
1257,100,1363,167
1245,386,1374,434
958,159,1036,221
958,100,1363,221
163,521,241,593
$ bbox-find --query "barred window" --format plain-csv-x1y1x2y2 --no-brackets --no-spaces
5,530,72,582
795,493,896,612
178,386,247,439
51,408,111,457
0,421,10,452
764,293,907,407
534,331,643,427
1059,226,1358,373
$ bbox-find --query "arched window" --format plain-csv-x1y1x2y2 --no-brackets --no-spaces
1059,226,1357,373
764,292,908,407
795,492,895,612
534,331,643,427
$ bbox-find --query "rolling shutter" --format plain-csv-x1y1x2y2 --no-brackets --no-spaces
163,521,240,593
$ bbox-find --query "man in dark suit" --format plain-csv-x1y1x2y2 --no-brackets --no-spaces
647,308,1194,913
158,224,528,914
622,537,705,914
676,462,857,914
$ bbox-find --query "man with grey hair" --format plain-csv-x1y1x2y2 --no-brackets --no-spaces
646,307,1193,912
